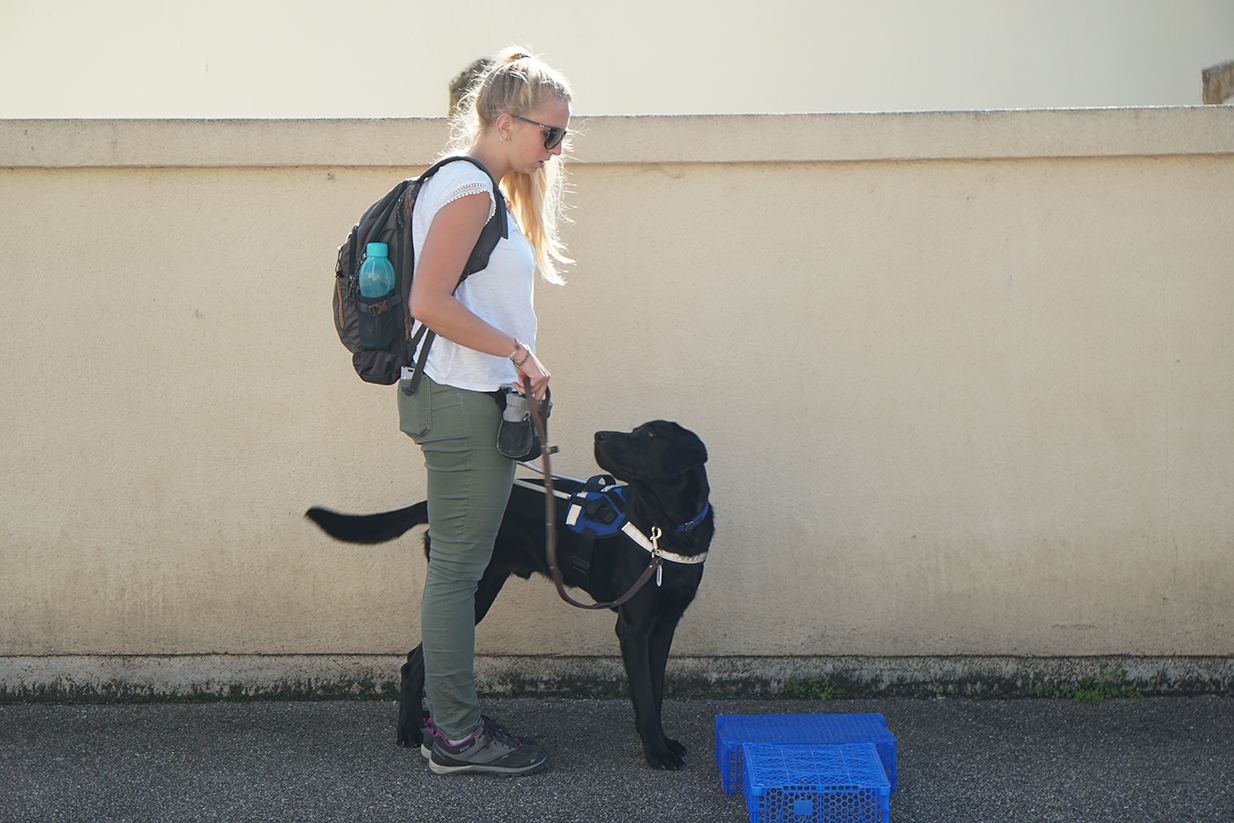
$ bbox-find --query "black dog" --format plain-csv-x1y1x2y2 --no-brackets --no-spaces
306,420,713,770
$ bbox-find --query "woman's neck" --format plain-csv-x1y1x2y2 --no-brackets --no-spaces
466,140,510,184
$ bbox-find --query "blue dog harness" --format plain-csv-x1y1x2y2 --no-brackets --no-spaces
565,475,628,538
514,470,710,585
563,474,709,583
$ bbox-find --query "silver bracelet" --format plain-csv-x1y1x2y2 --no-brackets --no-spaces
509,342,532,368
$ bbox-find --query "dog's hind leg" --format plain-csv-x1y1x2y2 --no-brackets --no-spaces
397,645,427,749
396,562,511,749
473,563,510,625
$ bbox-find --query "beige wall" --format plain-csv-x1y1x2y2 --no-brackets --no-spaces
1,110,1232,693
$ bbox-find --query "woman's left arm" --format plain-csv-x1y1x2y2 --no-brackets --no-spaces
409,192,551,398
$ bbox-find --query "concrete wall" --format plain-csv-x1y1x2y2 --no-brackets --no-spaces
2,109,1232,698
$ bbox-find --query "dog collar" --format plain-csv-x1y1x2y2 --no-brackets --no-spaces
676,501,710,534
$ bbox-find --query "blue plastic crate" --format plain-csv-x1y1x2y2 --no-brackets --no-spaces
742,743,891,823
716,714,897,794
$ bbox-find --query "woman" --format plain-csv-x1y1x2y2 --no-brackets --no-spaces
398,47,572,777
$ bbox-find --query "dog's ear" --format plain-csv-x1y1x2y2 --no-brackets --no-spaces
662,423,707,475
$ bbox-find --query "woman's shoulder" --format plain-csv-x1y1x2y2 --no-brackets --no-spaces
419,158,496,217
425,158,494,197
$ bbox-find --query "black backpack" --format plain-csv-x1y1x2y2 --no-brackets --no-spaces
332,156,508,389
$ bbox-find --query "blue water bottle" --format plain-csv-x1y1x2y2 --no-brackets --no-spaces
357,242,396,348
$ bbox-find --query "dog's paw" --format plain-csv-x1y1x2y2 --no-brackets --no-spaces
647,751,686,770
396,721,422,749
645,739,688,770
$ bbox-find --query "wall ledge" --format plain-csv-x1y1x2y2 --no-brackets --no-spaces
3,654,1230,702
2,107,1232,169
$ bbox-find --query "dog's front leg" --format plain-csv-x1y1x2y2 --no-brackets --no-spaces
616,612,685,770
647,617,687,759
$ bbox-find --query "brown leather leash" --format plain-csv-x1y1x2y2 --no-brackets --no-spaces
526,392,661,611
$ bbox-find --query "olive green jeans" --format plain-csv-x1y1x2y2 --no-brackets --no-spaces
398,375,514,741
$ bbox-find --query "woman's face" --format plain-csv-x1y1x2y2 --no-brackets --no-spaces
506,96,570,176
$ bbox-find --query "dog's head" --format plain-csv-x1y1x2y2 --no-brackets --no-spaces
593,420,707,484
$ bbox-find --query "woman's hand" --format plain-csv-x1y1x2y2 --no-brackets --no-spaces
511,344,550,401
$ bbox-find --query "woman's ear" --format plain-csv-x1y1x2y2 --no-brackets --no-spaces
493,112,513,142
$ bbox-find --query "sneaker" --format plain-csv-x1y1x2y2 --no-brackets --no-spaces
420,714,536,759
429,716,548,777
419,716,445,759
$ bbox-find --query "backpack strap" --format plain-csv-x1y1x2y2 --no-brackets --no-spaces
399,156,510,396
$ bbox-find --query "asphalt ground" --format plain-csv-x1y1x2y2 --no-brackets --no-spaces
2,696,1231,822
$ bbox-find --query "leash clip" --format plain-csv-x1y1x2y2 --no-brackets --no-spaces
650,527,664,586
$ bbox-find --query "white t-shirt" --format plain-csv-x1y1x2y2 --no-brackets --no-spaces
408,160,537,393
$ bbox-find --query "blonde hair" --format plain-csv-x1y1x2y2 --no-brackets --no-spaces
448,47,573,285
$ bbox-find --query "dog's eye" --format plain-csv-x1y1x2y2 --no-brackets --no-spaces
644,429,656,437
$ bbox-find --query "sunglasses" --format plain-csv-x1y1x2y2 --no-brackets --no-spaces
511,114,568,150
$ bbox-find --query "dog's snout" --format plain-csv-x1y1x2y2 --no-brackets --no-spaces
595,431,609,441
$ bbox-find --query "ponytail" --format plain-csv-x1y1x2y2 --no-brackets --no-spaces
448,47,573,284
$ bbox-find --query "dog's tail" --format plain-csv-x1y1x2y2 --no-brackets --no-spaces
305,502,428,545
